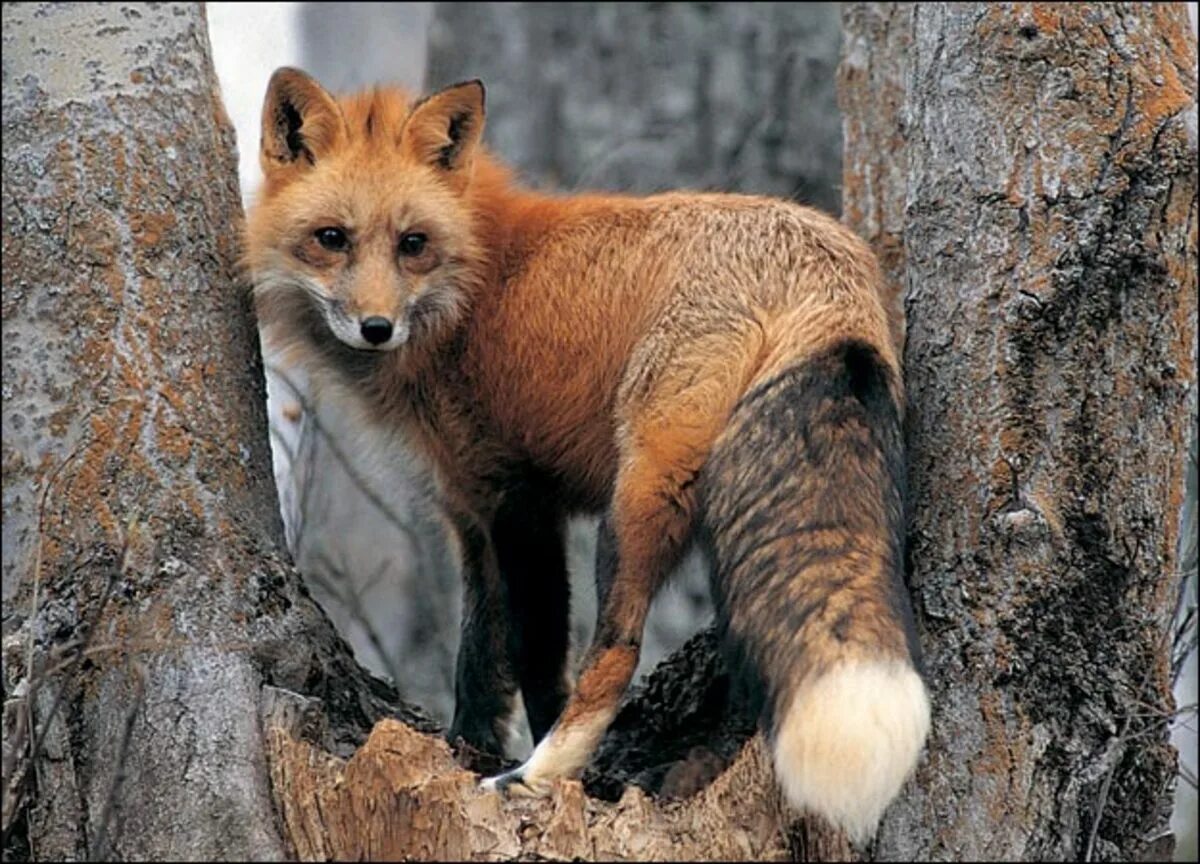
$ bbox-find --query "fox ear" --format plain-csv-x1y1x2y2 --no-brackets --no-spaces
400,80,485,178
260,67,346,175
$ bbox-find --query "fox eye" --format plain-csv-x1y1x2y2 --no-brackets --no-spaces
315,227,349,251
398,232,427,257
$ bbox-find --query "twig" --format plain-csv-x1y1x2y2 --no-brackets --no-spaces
309,552,405,690
1179,761,1199,792
265,363,431,559
1084,713,1133,863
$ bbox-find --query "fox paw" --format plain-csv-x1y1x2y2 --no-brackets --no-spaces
480,767,552,798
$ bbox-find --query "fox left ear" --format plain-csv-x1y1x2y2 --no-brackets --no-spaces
400,80,485,179
260,67,346,177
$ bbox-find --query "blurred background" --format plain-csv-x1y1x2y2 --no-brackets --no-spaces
205,3,1196,856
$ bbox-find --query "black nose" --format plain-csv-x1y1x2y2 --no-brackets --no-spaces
360,316,393,345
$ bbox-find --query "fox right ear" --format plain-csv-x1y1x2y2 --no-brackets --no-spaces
400,79,485,181
260,67,346,175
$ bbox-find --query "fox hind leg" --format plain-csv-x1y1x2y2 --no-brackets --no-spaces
480,328,761,795
483,427,711,795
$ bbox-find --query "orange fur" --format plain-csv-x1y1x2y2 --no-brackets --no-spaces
245,69,928,843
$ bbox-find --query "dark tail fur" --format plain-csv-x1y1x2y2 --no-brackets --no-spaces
699,339,929,843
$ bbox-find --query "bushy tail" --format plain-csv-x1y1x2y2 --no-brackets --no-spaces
699,338,929,844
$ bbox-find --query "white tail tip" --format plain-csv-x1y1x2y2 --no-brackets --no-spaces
772,660,930,845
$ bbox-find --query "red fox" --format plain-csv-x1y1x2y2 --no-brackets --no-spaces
245,68,930,844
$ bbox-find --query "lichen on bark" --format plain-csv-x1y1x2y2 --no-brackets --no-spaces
842,4,1197,860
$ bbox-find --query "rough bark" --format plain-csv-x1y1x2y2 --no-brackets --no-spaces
841,4,1197,860
1,5,431,860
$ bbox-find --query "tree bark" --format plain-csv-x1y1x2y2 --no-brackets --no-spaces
0,5,430,860
841,4,1197,860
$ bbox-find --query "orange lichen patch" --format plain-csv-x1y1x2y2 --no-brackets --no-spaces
138,274,164,311
107,132,128,193
1026,482,1063,539
47,406,75,439
77,335,112,375
130,209,177,252
118,399,146,458
67,415,120,538
973,689,1014,824
155,380,189,417
178,485,206,523
981,3,1062,52
51,138,77,190
1152,5,1200,81
153,401,192,463
1028,4,1060,36
997,425,1023,458
134,285,168,363
1163,155,1199,369
116,351,148,395
71,212,119,268
1127,58,1194,155
987,457,1015,513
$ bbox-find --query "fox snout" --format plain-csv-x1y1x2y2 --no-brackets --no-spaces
321,296,410,352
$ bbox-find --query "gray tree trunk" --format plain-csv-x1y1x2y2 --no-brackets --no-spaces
0,5,428,859
841,4,1198,860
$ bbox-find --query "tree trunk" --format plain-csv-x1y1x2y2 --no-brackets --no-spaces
0,5,430,860
840,3,1197,860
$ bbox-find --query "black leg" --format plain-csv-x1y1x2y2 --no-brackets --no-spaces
493,491,571,743
447,513,519,756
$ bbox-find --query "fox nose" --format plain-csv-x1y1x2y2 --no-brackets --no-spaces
360,316,394,345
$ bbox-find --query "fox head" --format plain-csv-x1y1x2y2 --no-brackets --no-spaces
245,68,490,359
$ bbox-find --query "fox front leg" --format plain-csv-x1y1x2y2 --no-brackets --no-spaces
491,490,572,743
446,513,522,757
